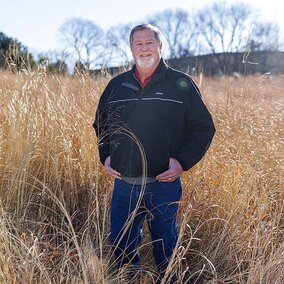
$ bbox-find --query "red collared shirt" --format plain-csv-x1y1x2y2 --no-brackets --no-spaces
135,68,154,88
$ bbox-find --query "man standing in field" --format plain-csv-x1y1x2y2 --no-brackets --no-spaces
94,24,215,282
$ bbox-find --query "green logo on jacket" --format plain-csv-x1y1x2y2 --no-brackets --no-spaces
177,78,190,91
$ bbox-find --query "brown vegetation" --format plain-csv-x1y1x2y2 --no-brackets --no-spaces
0,70,283,283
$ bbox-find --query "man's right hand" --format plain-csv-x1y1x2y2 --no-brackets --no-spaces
104,156,122,179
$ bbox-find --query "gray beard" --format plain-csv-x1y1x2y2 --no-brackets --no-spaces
136,56,155,68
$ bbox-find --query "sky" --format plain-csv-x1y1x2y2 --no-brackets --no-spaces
0,0,282,56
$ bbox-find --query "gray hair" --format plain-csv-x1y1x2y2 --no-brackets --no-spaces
129,24,162,45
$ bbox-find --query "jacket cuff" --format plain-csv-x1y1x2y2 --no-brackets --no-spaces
173,155,194,171
99,149,110,166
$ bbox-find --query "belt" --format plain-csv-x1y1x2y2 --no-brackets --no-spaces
122,176,157,185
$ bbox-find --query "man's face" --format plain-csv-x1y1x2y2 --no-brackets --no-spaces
130,29,162,71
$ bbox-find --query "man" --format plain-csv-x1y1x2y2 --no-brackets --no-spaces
94,24,215,280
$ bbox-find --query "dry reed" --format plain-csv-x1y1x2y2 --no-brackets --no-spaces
0,69,283,283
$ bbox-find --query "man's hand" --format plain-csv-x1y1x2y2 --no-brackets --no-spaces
156,158,183,182
104,156,122,179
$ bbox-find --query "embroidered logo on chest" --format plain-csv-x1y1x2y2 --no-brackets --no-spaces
177,78,190,91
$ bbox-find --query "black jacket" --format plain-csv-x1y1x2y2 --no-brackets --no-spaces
93,59,215,177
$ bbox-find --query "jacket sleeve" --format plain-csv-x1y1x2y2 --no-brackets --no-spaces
93,80,115,165
173,77,216,171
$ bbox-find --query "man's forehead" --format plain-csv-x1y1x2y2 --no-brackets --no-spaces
132,29,156,40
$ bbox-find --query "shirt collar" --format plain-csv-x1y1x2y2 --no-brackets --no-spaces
134,68,154,88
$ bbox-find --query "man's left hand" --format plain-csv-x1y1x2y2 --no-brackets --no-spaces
156,158,183,182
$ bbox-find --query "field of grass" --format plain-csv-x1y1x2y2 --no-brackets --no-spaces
0,69,283,283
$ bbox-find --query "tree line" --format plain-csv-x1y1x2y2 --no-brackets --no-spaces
0,1,283,74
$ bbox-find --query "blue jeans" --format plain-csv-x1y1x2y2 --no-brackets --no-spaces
110,178,182,273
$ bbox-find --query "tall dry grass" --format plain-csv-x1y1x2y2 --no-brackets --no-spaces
0,68,283,283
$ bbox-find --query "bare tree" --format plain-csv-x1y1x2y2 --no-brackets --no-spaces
195,2,256,74
105,23,133,66
59,17,104,70
249,22,281,51
196,2,254,53
148,9,199,58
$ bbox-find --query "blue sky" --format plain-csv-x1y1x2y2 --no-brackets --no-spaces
0,0,282,55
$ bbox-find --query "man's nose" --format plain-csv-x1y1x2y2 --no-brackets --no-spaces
140,44,149,51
